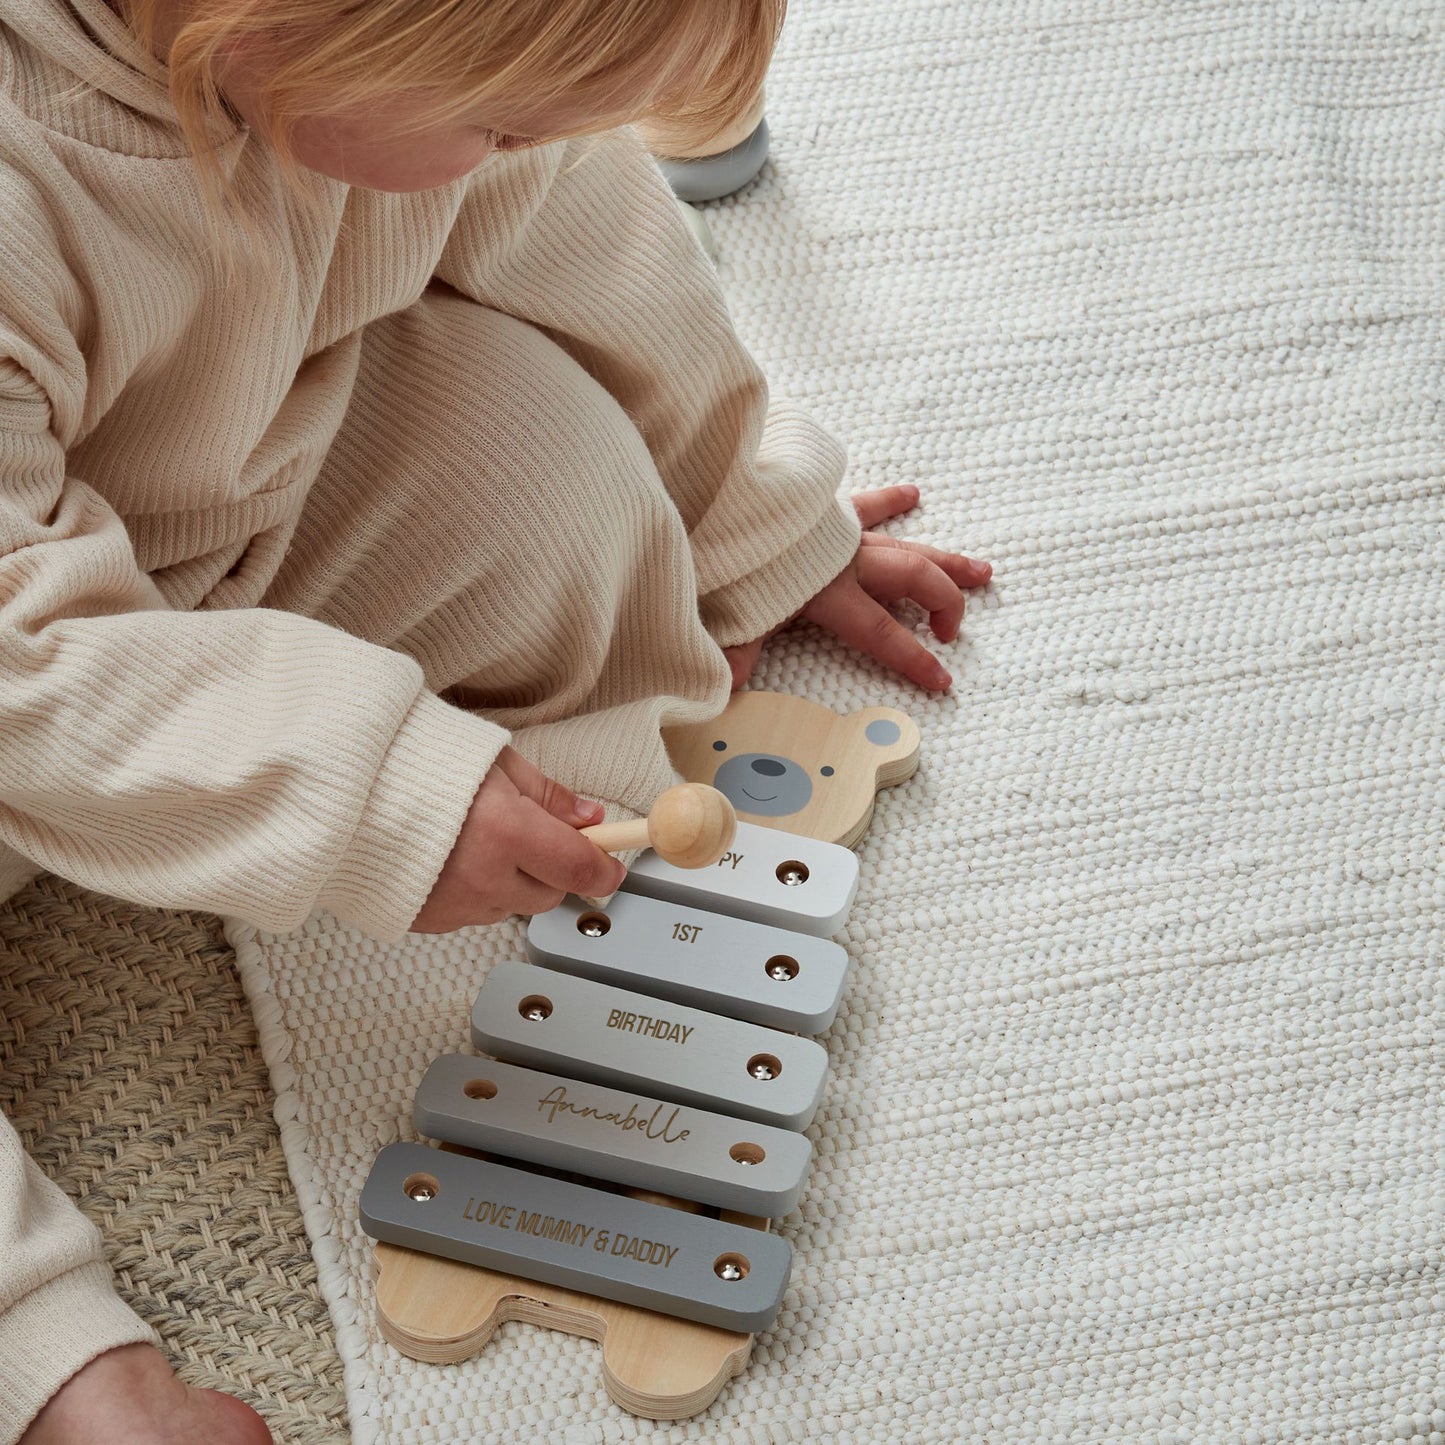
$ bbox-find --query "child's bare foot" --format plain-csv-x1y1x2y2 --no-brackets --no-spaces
21,1343,272,1445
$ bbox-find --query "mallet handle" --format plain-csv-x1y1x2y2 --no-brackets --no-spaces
580,819,650,853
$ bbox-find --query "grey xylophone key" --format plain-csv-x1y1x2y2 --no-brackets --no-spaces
414,1055,813,1216
527,893,850,1033
472,962,829,1130
360,1142,791,1333
620,821,859,935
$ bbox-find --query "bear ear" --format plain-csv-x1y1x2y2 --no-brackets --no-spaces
852,706,921,786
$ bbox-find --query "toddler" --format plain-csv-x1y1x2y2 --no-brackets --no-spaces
0,0,990,1439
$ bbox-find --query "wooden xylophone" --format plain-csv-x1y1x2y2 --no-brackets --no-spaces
359,692,919,1418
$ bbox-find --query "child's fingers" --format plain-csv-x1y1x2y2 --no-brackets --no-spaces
862,532,992,589
514,802,629,898
721,638,765,690
851,484,920,530
859,546,967,644
808,585,952,692
494,746,604,826
507,869,569,918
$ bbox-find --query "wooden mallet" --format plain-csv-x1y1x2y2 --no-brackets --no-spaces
581,783,737,869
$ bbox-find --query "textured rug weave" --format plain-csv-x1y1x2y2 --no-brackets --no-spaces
0,875,348,1443
228,2,1445,1440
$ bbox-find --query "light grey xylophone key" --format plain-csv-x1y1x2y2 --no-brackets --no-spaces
620,821,859,936
360,1142,791,1333
414,1055,812,1216
473,961,829,1130
527,893,850,1033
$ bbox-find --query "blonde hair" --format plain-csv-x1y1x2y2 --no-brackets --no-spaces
121,0,782,230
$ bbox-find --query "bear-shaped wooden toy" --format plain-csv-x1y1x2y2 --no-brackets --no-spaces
664,691,921,849
364,692,920,1420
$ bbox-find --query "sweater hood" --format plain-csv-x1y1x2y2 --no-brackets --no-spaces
0,0,180,126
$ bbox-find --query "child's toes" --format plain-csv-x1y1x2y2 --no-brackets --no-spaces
950,555,992,587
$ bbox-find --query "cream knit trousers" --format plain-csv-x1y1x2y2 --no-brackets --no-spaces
1,282,843,1438
264,282,738,801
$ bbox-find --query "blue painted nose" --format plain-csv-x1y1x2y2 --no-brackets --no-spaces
750,758,787,777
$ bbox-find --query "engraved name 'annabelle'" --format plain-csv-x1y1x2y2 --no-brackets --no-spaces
605,1007,694,1046
536,1084,691,1145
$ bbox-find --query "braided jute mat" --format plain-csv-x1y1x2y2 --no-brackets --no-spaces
0,872,349,1444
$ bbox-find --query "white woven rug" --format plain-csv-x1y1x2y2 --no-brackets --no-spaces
227,2,1445,1439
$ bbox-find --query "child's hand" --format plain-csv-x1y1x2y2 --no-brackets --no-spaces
722,485,991,692
409,747,627,933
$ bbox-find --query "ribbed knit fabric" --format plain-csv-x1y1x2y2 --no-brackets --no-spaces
0,0,860,1432
0,1155,156,1442
0,0,859,941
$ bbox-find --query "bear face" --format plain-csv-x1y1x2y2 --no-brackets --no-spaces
663,691,920,848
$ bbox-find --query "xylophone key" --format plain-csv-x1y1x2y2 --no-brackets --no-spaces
414,1055,813,1216
472,962,829,1130
619,821,859,936
360,1142,791,1333
527,893,850,1033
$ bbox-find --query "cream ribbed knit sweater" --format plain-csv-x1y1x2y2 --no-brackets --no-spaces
0,0,860,942
0,1,860,1429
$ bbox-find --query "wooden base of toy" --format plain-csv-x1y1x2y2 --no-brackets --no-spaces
372,1158,771,1419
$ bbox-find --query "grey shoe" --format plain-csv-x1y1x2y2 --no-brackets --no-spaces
655,117,771,204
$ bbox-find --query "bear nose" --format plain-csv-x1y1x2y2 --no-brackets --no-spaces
750,758,787,777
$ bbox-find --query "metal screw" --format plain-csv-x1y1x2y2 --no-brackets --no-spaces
767,959,797,981
750,1061,775,1080
717,1261,744,1281
524,1004,548,1020
407,1183,435,1202
778,866,807,886
736,1154,759,1166
580,919,606,937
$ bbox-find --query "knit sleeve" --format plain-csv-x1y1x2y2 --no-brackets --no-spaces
0,307,506,942
432,129,861,648
0,1115,158,1441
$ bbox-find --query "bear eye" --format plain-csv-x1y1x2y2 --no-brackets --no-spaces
820,765,834,777
713,740,727,751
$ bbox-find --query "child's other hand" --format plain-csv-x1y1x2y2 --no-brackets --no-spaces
409,747,627,933
722,485,991,692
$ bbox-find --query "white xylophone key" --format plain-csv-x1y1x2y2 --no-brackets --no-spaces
619,821,859,936
360,1141,791,1333
414,1055,813,1216
472,961,829,1130
527,893,850,1033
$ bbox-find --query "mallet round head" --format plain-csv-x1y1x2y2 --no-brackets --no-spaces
646,783,737,869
